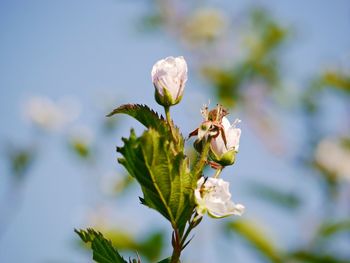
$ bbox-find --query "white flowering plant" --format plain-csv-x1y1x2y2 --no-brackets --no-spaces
75,56,244,263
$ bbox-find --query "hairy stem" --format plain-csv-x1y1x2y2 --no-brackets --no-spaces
164,106,171,123
164,106,177,143
194,139,211,180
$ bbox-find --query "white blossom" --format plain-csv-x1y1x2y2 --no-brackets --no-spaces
182,8,227,45
69,124,94,142
195,177,244,218
23,96,80,132
210,117,241,165
315,137,350,181
151,56,188,106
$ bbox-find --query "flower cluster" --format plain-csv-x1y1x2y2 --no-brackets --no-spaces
87,55,246,263
189,103,244,218
151,56,244,219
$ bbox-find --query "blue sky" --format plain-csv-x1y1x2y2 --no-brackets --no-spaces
0,1,349,262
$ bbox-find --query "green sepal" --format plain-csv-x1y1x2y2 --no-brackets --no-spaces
209,148,237,166
193,138,204,153
154,85,182,107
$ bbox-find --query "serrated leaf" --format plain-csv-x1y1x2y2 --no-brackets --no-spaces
75,228,128,263
106,104,165,130
93,228,164,262
226,220,282,263
107,104,184,152
157,257,171,263
117,128,194,230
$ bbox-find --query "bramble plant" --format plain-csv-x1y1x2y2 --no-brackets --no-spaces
75,56,244,263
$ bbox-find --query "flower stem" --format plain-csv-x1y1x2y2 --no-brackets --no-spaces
164,106,171,124
214,166,223,178
164,106,177,143
194,138,211,180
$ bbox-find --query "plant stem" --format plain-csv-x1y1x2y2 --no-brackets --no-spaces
170,229,181,263
170,248,181,263
214,166,223,178
164,106,171,123
194,139,211,180
164,106,177,143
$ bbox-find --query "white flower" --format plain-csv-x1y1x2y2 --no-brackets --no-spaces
182,8,227,45
315,138,350,181
210,117,241,166
23,96,80,132
151,56,188,106
195,177,244,218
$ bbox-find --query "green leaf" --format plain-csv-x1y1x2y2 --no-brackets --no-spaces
248,182,301,210
6,143,36,179
117,128,194,230
106,104,166,130
139,231,164,261
322,70,350,93
288,250,350,263
317,219,350,239
101,228,164,262
226,220,282,263
157,257,171,263
75,228,128,263
107,103,184,152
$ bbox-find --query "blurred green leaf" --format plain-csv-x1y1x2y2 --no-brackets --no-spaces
322,71,350,93
102,229,164,262
6,144,36,179
226,219,283,263
113,174,135,195
201,9,288,107
139,231,164,261
201,67,241,107
102,117,119,134
288,250,350,263
137,14,163,32
69,140,91,159
317,220,350,239
75,228,128,263
248,182,301,210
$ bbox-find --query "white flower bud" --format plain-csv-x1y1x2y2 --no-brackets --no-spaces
151,56,188,107
210,117,241,166
195,177,244,218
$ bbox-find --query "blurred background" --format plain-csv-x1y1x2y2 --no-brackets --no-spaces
0,0,349,262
